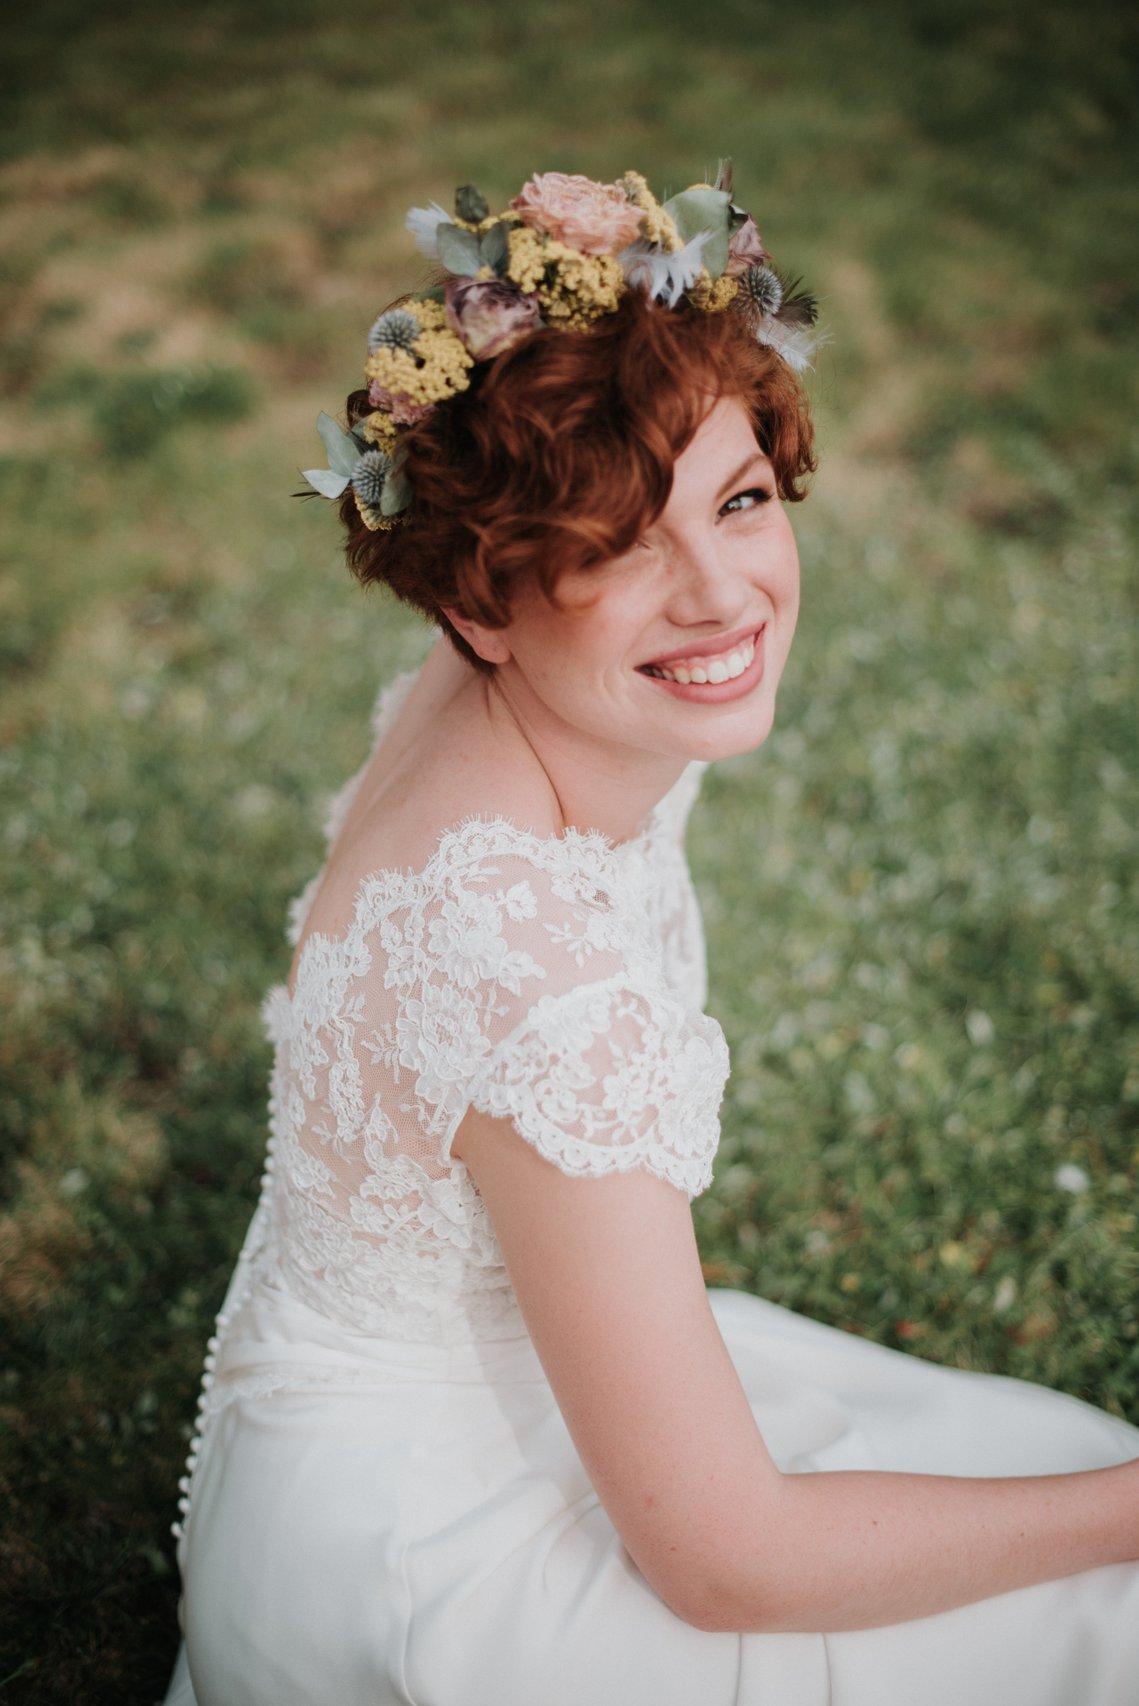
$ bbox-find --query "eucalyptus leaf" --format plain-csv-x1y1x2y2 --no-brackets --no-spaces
664,185,731,238
662,186,732,279
478,223,509,275
436,222,482,277
315,410,364,477
455,184,489,223
301,467,351,499
379,463,412,515
698,227,730,280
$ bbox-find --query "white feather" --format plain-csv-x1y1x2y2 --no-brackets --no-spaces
754,314,831,373
404,199,453,260
618,230,715,309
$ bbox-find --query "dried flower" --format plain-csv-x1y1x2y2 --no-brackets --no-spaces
351,448,393,508
509,170,645,257
367,308,420,353
740,263,784,317
723,214,768,278
364,300,474,408
617,170,683,251
444,277,542,360
366,381,434,426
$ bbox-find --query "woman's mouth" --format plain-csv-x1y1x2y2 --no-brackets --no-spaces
635,624,767,702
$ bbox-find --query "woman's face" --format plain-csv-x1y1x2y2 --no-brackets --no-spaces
464,392,800,765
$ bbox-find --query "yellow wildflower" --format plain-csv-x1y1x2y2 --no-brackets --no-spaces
505,226,547,294
354,491,404,532
542,249,626,328
617,170,682,252
364,298,474,406
686,271,741,312
505,226,625,330
357,410,400,450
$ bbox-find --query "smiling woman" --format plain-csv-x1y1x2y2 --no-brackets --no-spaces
336,284,817,678
163,164,1139,1706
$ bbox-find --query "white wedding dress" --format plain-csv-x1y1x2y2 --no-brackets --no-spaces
162,643,1139,1706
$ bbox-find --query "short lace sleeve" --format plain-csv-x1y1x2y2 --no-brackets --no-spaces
423,828,731,1200
469,973,727,1198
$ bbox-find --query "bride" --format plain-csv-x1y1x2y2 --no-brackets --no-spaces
162,165,1139,1705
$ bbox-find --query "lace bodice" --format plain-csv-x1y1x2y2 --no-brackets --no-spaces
255,645,725,1340
285,657,712,1014
170,645,727,1540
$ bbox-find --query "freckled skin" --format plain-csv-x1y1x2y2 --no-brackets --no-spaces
441,394,801,845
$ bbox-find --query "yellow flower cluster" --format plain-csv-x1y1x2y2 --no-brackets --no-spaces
353,490,402,532
685,270,741,313
503,225,547,293
363,299,474,406
356,410,400,450
618,170,682,252
505,227,625,329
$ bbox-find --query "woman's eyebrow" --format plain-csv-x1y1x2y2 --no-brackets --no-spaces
714,451,766,503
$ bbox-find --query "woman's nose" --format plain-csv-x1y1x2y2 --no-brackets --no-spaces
662,541,752,625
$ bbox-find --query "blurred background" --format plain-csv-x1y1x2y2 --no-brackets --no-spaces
2,0,1137,1696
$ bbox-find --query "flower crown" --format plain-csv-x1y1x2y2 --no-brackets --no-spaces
298,157,823,534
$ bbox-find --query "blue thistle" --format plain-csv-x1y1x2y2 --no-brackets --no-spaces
741,264,783,317
351,448,393,508
367,308,420,354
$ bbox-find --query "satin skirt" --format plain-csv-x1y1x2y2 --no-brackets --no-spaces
162,1279,1139,1705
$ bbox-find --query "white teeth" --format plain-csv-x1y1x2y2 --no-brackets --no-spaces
646,633,757,685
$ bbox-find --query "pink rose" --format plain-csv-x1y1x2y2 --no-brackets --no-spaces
367,381,434,425
723,214,768,278
509,171,645,256
443,278,542,360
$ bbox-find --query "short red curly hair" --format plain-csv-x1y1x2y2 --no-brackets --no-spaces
338,283,817,675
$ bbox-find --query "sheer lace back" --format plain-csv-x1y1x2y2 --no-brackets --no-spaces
241,659,725,1349
168,653,726,1539
258,812,728,1345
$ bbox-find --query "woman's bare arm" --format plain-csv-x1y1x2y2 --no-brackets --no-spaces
454,1103,1139,1636
711,1457,1138,1634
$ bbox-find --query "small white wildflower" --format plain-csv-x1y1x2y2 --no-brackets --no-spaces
965,1009,995,1046
992,1275,1017,1313
1053,1162,1090,1194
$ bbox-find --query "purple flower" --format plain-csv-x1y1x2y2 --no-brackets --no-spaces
366,381,434,425
444,278,542,360
724,214,768,278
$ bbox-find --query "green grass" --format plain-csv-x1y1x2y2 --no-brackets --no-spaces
2,0,1137,1696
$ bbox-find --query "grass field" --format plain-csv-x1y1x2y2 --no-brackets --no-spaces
2,1,1137,1696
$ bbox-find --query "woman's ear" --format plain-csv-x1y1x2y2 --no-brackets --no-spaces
438,604,512,667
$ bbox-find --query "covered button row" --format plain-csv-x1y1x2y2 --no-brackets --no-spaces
170,1133,280,1540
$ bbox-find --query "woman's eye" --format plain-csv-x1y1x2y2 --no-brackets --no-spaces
722,486,773,517
633,486,773,550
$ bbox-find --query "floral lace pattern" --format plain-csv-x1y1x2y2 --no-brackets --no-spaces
171,648,722,1542
259,819,728,1347
286,658,711,1011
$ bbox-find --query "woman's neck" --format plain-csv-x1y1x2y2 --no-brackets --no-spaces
477,671,689,848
